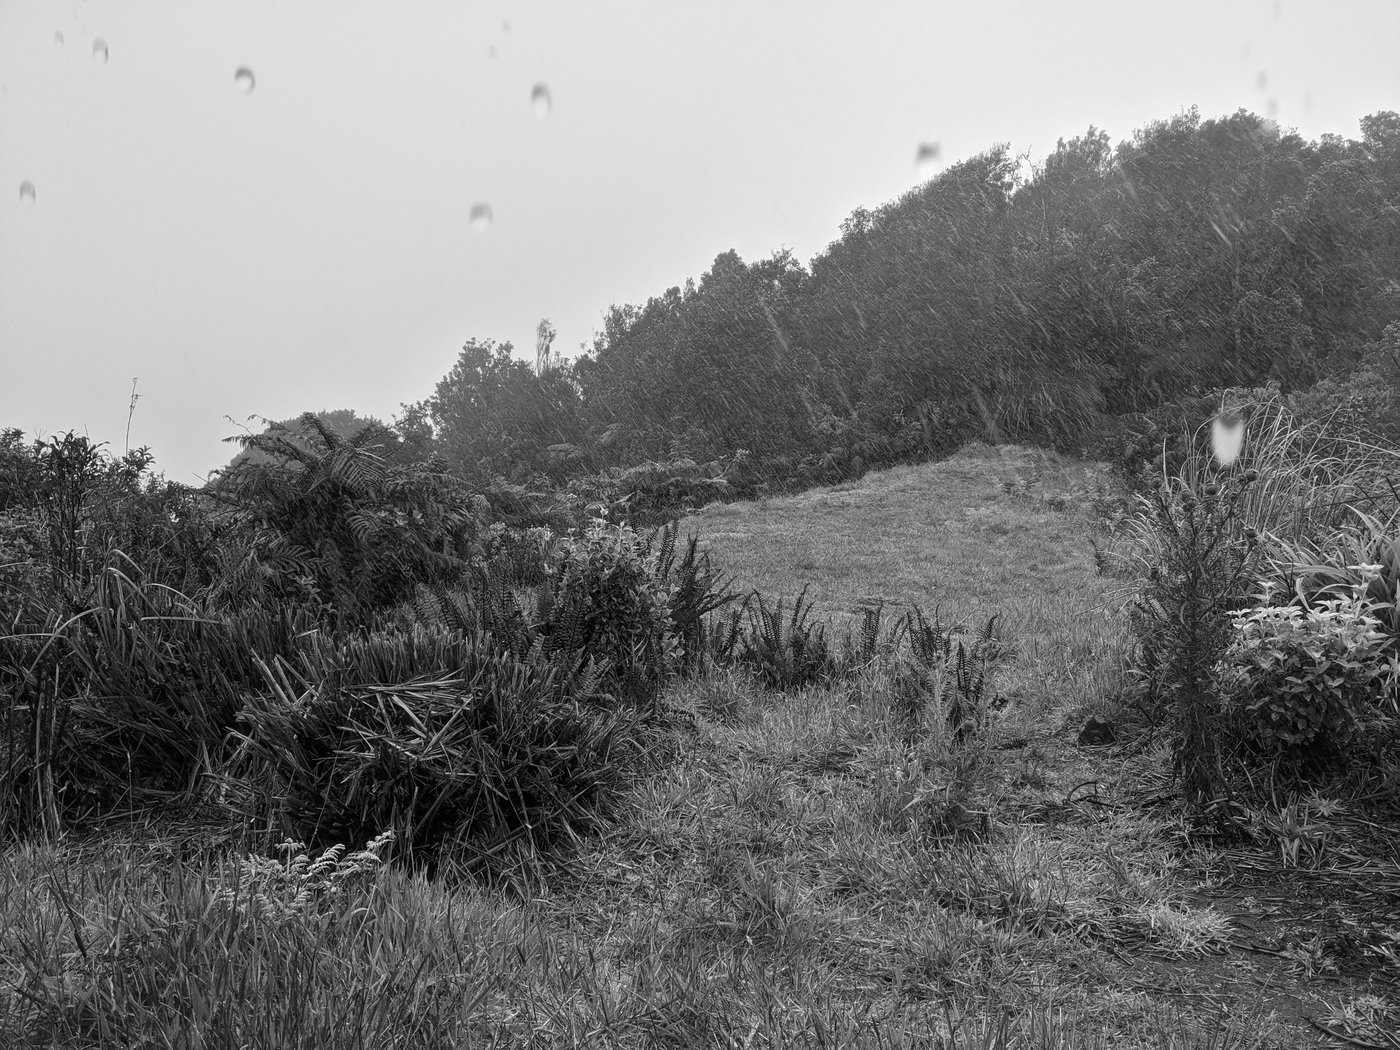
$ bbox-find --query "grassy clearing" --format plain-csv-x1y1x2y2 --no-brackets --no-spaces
4,441,1399,1047
682,442,1138,728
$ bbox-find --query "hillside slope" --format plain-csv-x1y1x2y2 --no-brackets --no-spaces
682,441,1138,722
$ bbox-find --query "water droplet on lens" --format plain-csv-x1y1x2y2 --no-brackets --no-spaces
19,181,36,204
470,203,493,233
488,46,498,59
1256,70,1267,90
93,39,108,64
531,83,552,120
915,142,941,181
1267,97,1279,117
502,20,511,31
234,67,255,94
1212,408,1245,466
54,31,64,45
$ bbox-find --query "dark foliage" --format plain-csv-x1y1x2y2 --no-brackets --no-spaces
232,627,641,875
205,413,487,627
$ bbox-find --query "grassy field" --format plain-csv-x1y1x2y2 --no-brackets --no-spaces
4,441,1399,1047
681,441,1138,731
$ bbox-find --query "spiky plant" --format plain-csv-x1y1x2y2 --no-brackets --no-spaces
734,587,834,691
231,626,635,877
647,521,738,674
1129,471,1268,813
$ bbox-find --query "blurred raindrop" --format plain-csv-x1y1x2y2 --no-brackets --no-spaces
1212,407,1245,466
915,142,941,181
470,203,493,233
1267,97,1279,118
19,181,36,204
531,83,552,120
93,39,108,64
1273,0,1282,17
1256,70,1267,90
234,67,255,94
503,20,512,31
54,31,64,45
488,45,498,59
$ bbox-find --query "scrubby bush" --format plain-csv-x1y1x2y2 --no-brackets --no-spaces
567,456,731,525
1214,587,1399,767
548,519,678,707
207,414,488,627
231,626,643,877
1125,471,1269,810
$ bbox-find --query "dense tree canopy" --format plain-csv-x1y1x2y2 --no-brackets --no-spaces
412,108,1400,498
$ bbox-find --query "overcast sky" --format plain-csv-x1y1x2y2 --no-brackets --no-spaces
2,0,1398,484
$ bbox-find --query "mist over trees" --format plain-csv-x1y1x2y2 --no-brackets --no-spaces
407,107,1400,501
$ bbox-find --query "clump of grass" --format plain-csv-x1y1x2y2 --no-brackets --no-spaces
231,625,645,884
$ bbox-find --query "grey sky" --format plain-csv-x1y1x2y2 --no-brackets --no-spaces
2,0,1398,484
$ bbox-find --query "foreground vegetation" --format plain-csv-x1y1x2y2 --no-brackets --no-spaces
3,378,1400,1046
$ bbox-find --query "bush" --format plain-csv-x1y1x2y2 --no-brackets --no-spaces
207,414,487,627
1214,589,1399,765
1125,471,1269,809
548,519,678,707
1,556,316,836
567,457,730,525
232,626,642,877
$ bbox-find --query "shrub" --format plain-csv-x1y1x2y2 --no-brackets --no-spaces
1126,471,1269,810
1,556,320,836
1214,588,1399,764
567,457,730,525
231,626,641,877
547,519,678,707
206,414,487,627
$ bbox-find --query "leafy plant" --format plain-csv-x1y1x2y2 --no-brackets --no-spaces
896,604,958,668
1214,588,1399,762
889,608,1009,746
1253,504,1400,647
548,519,679,707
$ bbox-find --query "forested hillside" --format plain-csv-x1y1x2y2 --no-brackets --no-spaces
403,107,1400,513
